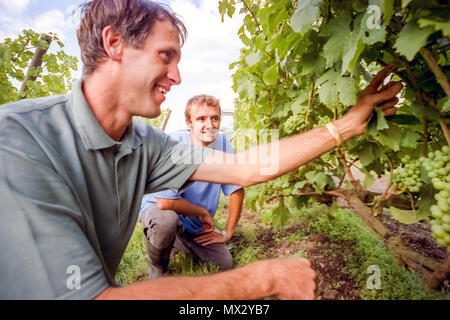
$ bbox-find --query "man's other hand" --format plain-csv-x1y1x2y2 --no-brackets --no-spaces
268,258,316,300
194,229,228,246
340,62,403,137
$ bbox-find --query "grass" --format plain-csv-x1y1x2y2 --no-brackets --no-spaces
115,223,148,285
115,196,450,300
115,202,262,285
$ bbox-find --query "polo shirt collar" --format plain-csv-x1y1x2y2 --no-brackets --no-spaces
70,80,140,151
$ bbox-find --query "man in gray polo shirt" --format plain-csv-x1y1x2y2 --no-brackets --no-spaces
0,0,402,300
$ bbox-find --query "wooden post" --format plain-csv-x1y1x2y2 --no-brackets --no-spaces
19,34,52,98
161,109,172,132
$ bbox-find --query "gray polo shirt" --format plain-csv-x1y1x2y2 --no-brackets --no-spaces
0,80,210,299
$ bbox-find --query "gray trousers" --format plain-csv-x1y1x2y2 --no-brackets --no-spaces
139,204,233,275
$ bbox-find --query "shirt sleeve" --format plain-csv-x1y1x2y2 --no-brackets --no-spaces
219,134,243,196
0,121,109,299
144,129,211,194
151,190,182,200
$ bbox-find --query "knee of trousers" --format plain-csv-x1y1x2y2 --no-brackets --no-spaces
211,248,233,271
141,206,180,249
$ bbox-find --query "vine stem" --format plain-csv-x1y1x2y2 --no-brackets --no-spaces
240,0,273,59
419,47,450,99
265,190,346,202
240,0,262,33
404,63,429,154
418,47,450,147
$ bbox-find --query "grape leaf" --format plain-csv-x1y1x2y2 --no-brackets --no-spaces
337,76,357,106
374,124,403,151
394,20,434,61
388,207,419,224
383,0,394,26
402,0,412,8
245,51,262,67
263,64,279,86
368,107,389,136
437,98,450,113
418,18,450,37
317,69,339,106
356,142,380,166
272,198,290,229
305,171,334,193
400,130,420,148
343,37,365,74
320,11,352,68
388,114,421,125
290,0,322,35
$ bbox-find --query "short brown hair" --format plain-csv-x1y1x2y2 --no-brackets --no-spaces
77,0,187,76
185,94,222,122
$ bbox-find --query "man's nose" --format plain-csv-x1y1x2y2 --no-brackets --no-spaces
168,63,181,86
204,117,213,128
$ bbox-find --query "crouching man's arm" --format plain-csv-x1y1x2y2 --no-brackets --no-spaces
156,197,215,232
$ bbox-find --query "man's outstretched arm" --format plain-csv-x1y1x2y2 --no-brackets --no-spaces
94,257,315,300
190,64,402,187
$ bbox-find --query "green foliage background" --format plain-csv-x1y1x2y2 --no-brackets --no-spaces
0,29,78,104
220,0,450,242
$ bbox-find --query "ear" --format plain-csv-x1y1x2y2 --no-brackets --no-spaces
185,119,192,129
101,26,124,62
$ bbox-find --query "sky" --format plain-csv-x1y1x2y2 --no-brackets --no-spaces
0,0,243,132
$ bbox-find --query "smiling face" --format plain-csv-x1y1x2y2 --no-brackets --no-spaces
119,19,182,118
186,102,221,147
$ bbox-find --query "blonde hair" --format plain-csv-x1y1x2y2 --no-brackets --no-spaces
185,94,221,121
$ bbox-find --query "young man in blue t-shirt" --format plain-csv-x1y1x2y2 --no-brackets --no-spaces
140,95,245,279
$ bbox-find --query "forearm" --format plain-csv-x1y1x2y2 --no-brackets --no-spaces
156,198,208,217
191,118,356,187
225,188,244,237
95,260,273,300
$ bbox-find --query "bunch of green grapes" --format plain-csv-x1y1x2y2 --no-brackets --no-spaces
392,155,423,193
420,145,450,247
283,114,303,134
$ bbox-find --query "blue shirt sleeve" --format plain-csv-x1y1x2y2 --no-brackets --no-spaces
140,190,181,212
219,134,243,196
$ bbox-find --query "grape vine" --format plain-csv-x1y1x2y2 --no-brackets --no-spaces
219,0,450,252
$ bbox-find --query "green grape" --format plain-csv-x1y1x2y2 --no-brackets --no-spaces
392,157,423,193
284,114,304,134
443,215,450,224
420,145,450,246
431,205,443,219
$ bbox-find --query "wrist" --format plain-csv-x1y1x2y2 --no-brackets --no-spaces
201,208,210,217
332,117,359,142
220,230,231,240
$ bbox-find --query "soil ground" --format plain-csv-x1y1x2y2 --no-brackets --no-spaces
229,209,361,300
228,207,448,300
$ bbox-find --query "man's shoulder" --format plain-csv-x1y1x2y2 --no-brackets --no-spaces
133,118,180,149
0,94,68,117
0,94,70,135
0,94,69,131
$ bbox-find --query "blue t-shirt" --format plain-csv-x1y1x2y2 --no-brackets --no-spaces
140,129,242,233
